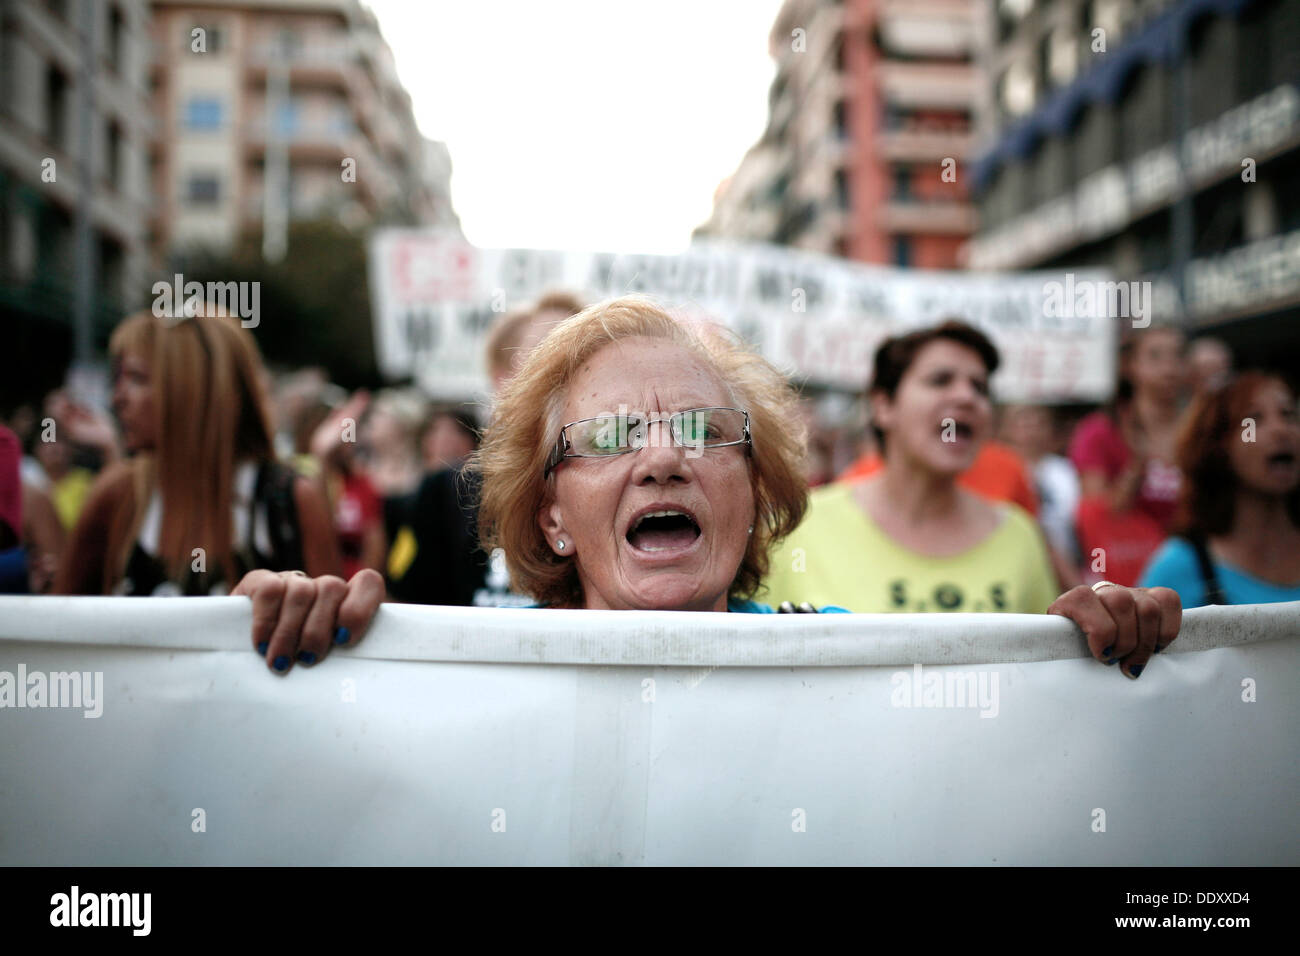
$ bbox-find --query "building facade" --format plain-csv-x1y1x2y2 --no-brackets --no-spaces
148,0,459,261
968,0,1300,367
1,0,155,397
698,0,978,269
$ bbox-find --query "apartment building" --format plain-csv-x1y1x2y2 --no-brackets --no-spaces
698,0,978,269
149,0,459,259
0,0,154,391
967,0,1300,366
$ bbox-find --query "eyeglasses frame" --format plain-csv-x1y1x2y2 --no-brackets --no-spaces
543,406,752,479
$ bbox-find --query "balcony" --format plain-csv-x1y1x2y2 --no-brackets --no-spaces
877,63,975,109
876,0,974,58
244,40,357,90
876,128,975,161
876,199,976,235
244,118,354,159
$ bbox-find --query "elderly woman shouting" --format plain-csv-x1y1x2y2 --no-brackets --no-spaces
234,296,1180,675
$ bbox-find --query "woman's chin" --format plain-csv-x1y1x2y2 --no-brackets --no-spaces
925,441,979,475
611,573,723,612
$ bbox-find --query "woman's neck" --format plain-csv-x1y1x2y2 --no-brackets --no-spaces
1219,489,1300,556
1131,392,1178,428
878,448,962,521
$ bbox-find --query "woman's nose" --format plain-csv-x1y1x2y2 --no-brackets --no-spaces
631,421,688,483
950,380,982,404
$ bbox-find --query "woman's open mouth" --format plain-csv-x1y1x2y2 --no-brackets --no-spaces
939,420,975,443
1266,450,1298,475
626,510,702,553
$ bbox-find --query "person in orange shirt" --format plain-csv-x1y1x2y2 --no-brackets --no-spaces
839,438,1040,517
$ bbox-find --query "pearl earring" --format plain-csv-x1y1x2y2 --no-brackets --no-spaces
748,526,754,534
557,540,566,551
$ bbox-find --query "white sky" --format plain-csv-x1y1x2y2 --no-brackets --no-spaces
364,0,786,253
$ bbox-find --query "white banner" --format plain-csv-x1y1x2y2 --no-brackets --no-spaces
1,597,1296,865
367,233,1116,403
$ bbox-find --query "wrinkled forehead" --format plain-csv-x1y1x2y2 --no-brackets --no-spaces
562,338,735,421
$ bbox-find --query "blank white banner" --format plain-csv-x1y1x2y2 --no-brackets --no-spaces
0,597,1296,865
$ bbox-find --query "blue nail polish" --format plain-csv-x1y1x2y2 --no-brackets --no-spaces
257,642,268,655
1105,657,1118,666
272,655,290,671
1102,644,1114,658
1128,664,1143,678
297,651,316,665
1154,644,1164,654
333,626,350,645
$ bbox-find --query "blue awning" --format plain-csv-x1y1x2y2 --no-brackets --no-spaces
971,0,1262,191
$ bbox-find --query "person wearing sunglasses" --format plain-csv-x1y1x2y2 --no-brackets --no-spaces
233,296,1180,678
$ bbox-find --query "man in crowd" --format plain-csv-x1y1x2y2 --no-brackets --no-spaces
386,292,586,606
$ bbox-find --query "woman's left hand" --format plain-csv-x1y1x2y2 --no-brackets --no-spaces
1048,584,1182,679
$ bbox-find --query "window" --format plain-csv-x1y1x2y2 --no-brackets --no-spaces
1038,33,1052,92
1093,0,1125,45
1119,65,1169,161
893,236,913,267
1188,16,1237,127
1073,104,1116,178
273,100,300,136
274,28,301,57
45,66,69,150
1031,137,1070,205
108,5,126,73
893,167,912,200
835,169,850,210
1048,27,1078,86
187,24,223,54
186,174,220,204
184,97,223,131
833,100,848,140
106,120,123,187
1001,60,1036,116
1269,0,1300,89
330,103,355,135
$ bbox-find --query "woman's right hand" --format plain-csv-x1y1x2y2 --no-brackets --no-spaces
232,568,386,674
308,390,370,464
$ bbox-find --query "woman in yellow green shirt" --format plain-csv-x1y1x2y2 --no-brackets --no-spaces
765,320,1057,615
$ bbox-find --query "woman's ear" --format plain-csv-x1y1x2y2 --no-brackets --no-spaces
538,500,571,556
870,388,895,434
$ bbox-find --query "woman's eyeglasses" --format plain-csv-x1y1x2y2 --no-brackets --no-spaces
544,407,751,478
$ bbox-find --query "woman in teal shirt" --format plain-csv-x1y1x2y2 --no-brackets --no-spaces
1140,371,1300,606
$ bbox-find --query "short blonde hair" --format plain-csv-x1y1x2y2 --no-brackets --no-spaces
476,295,808,608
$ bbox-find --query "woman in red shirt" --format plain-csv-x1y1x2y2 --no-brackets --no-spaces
1069,327,1187,585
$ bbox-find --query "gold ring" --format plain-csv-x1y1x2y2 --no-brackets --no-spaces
1091,580,1119,593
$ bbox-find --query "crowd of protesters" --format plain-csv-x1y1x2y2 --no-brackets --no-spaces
1,292,1297,618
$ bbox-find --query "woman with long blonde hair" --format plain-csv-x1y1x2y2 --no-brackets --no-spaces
56,311,341,609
